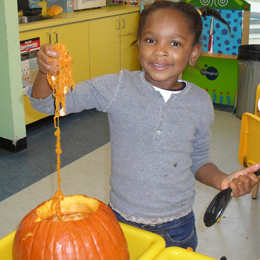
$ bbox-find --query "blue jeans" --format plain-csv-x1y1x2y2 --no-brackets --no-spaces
111,208,198,251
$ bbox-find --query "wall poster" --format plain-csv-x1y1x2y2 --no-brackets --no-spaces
20,37,40,94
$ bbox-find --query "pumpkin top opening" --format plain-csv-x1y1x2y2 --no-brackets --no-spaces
36,195,100,222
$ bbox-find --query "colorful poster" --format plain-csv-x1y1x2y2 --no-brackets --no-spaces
20,38,40,93
201,9,242,55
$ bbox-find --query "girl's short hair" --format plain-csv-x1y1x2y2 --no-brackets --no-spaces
137,0,231,46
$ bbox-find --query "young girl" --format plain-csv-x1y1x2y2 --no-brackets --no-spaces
28,0,259,251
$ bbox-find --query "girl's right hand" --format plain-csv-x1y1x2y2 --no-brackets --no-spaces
37,43,59,75
32,44,59,99
220,163,260,197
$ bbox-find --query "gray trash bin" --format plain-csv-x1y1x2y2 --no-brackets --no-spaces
236,45,260,119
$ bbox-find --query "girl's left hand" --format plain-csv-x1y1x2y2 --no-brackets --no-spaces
220,163,260,197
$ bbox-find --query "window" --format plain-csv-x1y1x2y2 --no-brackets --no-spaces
248,1,260,44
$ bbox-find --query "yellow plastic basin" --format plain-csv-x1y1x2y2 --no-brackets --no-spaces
0,222,166,260
153,247,217,260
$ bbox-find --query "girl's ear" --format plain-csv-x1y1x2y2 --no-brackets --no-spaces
189,43,202,66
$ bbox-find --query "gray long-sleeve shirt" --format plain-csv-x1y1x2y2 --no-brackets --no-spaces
27,70,214,224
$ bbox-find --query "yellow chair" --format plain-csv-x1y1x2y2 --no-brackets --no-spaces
252,83,260,198
255,83,260,117
238,112,260,199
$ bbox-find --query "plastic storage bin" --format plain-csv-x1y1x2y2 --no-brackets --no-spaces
236,45,260,119
0,222,166,260
153,247,217,260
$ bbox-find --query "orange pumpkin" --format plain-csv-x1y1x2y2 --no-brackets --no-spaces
13,195,129,260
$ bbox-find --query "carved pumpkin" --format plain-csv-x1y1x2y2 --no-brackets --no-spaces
13,195,129,260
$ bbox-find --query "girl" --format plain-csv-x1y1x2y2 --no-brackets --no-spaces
28,0,259,251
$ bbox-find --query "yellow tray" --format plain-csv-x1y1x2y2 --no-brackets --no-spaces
153,247,217,260
0,222,166,260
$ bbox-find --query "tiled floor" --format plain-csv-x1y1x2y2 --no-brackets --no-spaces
0,109,110,201
0,109,259,259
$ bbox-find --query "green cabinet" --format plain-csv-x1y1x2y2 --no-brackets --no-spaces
182,54,238,106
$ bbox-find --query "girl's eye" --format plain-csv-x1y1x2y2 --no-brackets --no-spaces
145,38,155,44
171,41,181,47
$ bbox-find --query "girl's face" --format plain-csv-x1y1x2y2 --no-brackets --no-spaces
138,8,201,90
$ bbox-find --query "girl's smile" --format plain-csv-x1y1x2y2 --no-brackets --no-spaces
138,8,201,90
150,62,172,71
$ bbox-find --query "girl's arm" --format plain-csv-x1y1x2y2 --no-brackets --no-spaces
32,44,59,99
195,162,260,197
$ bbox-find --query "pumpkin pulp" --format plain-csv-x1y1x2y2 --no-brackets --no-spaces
46,44,75,221
36,195,100,222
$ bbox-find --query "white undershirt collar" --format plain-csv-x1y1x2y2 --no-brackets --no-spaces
153,82,185,102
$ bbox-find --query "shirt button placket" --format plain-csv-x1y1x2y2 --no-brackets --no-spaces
154,128,162,145
154,109,165,145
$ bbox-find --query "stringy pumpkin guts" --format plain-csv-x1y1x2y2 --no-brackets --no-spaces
13,44,130,260
47,44,75,220
47,43,75,119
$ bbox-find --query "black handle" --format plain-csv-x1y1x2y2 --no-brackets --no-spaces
254,169,260,177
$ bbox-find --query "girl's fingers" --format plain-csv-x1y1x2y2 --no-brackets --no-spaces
37,58,58,75
246,171,260,183
221,163,260,190
231,176,251,193
230,172,259,197
41,43,59,58
242,163,260,175
37,45,59,75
